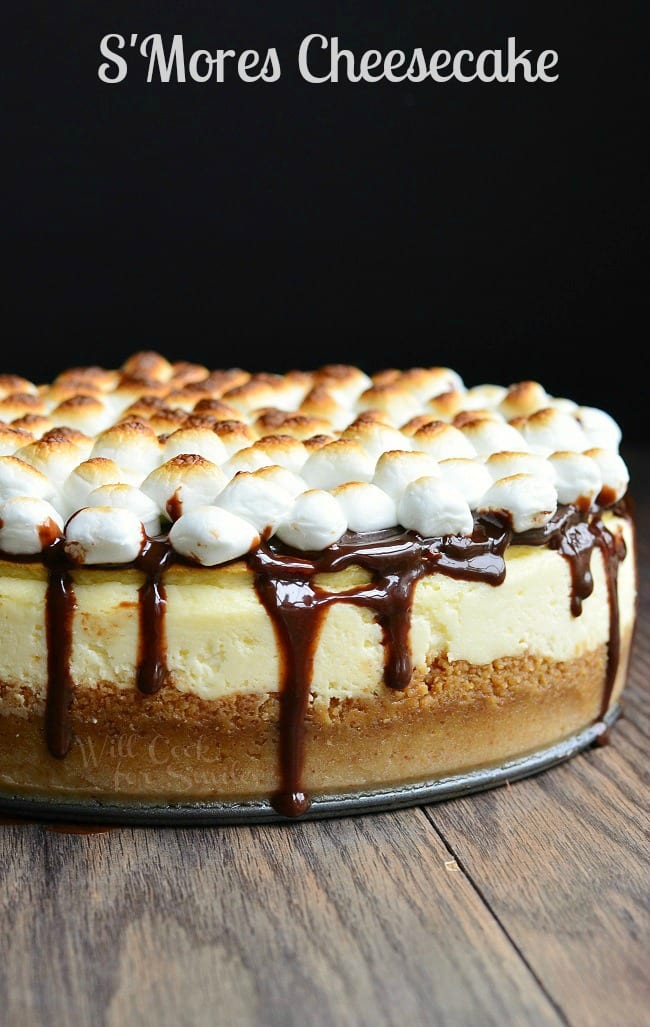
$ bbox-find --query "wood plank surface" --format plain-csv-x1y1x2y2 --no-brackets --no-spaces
0,445,647,1027
0,809,563,1027
426,702,649,1027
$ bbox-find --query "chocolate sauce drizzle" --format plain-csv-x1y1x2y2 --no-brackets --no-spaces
135,539,174,695
249,523,509,815
43,539,77,758
517,504,627,719
0,501,631,816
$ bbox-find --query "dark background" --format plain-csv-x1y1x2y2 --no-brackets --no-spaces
3,2,648,439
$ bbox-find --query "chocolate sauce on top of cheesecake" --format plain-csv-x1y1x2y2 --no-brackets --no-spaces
0,500,632,817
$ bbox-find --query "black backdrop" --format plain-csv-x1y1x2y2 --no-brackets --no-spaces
4,2,648,440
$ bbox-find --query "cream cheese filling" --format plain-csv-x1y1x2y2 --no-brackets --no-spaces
0,515,636,704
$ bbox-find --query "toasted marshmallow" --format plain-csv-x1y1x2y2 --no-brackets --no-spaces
122,396,185,433
45,381,101,409
13,430,93,494
548,451,602,508
461,384,508,410
54,365,118,388
168,360,211,387
253,411,332,441
121,395,165,416
372,450,440,501
61,457,132,518
276,489,348,551
163,426,229,466
217,471,294,534
250,435,308,474
412,422,475,461
314,365,372,407
155,408,195,433
49,395,112,435
163,385,214,412
301,440,375,490
583,448,629,505
11,414,54,437
121,350,174,383
345,409,392,427
452,409,503,428
192,397,242,421
426,390,466,421
575,406,623,449
65,506,146,564
222,445,275,478
0,393,47,421
477,474,557,533
86,484,162,536
400,414,440,437
284,369,315,395
458,417,529,456
141,454,227,521
212,420,257,457
341,420,411,462
546,396,579,414
398,367,465,401
147,407,190,435
46,426,94,455
512,408,587,457
398,476,474,537
371,369,400,386
107,377,169,416
332,482,398,532
437,459,493,508
0,425,34,457
253,465,307,498
179,413,221,434
356,383,422,426
303,434,337,452
0,375,38,400
499,381,550,419
0,497,63,554
91,419,163,480
223,374,305,414
169,505,260,566
0,455,55,504
485,451,556,484
200,368,250,396
299,386,351,431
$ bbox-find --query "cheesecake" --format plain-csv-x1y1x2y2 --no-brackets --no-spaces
0,355,637,817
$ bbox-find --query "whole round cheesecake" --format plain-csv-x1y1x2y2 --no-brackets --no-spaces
0,354,637,817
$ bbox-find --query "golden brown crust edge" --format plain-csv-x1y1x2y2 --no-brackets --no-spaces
0,636,632,803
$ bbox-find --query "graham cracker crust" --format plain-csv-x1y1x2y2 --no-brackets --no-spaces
0,640,631,803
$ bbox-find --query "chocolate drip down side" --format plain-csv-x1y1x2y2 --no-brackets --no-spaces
251,560,326,819
519,504,628,720
589,518,626,719
135,539,174,695
43,540,77,758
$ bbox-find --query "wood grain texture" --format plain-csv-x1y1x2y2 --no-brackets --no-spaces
0,809,563,1027
0,444,648,1027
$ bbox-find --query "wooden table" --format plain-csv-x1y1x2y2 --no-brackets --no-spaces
1,447,648,1027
